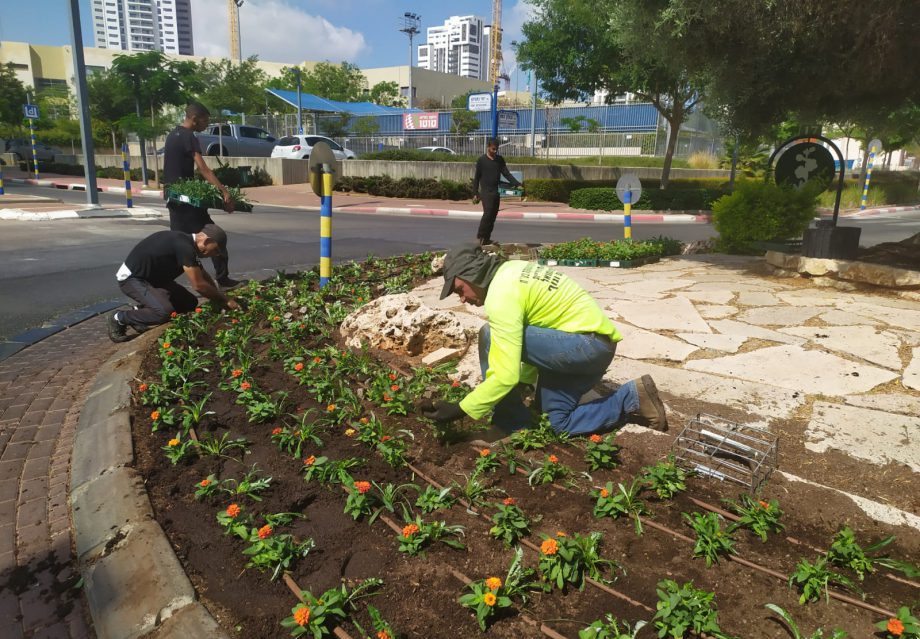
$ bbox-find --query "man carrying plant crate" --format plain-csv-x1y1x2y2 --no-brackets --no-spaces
163,101,242,291
420,243,668,436
472,138,522,247
106,225,244,342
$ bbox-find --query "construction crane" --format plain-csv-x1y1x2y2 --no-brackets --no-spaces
228,0,243,62
489,0,503,88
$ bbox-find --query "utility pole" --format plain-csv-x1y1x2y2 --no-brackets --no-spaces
294,67,303,134
530,72,537,157
229,0,244,62
68,0,99,204
399,12,420,109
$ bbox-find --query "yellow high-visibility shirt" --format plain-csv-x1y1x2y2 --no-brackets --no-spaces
459,261,622,419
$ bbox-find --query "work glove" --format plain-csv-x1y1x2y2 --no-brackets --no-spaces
418,400,466,423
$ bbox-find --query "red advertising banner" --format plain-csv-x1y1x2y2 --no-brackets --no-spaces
403,112,439,130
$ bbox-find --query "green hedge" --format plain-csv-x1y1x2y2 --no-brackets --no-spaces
566,182,731,211
16,161,273,186
539,237,669,261
335,175,474,200
712,181,819,253
529,177,732,206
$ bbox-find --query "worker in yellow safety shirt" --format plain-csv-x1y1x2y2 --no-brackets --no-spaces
420,243,668,436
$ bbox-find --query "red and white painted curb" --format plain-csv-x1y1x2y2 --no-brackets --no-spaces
4,177,163,198
341,205,713,224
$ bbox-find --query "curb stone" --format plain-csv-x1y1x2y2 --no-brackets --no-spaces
0,206,164,221
70,330,230,639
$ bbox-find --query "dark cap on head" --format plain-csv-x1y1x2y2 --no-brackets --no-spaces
439,242,506,299
199,223,227,256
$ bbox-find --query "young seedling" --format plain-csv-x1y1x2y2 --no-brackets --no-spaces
510,414,568,451
827,526,875,580
301,455,364,485
640,456,689,499
397,516,466,556
527,454,571,486
216,503,251,539
788,555,862,604
474,447,500,474
178,392,215,433
725,494,785,542
163,433,196,465
684,511,736,567
764,603,848,639
591,479,648,536
459,548,541,631
194,475,219,500
196,431,249,458
415,485,456,514
538,531,617,591
281,578,383,638
584,433,621,471
876,607,920,639
242,523,314,580
271,413,324,459
343,480,377,521
652,579,731,639
579,615,647,639
489,498,531,547
457,471,504,510
220,464,272,502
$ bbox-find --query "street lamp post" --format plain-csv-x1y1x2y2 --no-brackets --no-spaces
399,12,421,110
294,67,303,134
67,0,99,205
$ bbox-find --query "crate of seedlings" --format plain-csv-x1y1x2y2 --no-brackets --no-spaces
166,178,253,212
536,238,664,268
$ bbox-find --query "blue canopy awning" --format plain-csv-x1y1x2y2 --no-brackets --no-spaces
265,88,412,115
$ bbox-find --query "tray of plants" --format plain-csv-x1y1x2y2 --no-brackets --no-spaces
166,178,253,212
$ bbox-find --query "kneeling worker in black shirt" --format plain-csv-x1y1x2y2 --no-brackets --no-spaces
107,225,243,342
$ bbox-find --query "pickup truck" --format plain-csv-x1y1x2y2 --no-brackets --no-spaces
195,123,277,157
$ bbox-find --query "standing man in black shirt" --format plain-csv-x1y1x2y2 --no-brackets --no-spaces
163,101,241,290
106,225,243,342
472,138,522,246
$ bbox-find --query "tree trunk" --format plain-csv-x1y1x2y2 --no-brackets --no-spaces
150,103,160,187
660,114,681,190
857,134,871,189
111,130,117,156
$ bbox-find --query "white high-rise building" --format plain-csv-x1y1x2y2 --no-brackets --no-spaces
91,0,194,55
418,15,488,81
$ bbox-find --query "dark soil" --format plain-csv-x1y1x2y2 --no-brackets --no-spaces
130,259,920,639
858,232,920,270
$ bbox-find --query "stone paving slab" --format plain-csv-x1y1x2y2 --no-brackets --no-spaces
675,332,747,353
614,323,699,362
608,296,711,333
817,309,879,326
904,346,920,391
706,318,805,345
843,392,920,417
735,291,780,306
695,304,738,319
734,305,825,327
778,325,904,370
675,290,736,305
685,344,900,396
804,402,920,471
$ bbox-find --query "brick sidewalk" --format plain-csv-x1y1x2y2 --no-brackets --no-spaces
0,316,119,638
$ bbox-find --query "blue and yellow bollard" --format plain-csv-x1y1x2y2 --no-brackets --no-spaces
28,118,39,179
859,144,878,211
623,190,632,240
122,143,133,208
0,161,5,195
319,167,333,287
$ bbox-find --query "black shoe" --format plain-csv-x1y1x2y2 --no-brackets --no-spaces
106,312,131,343
217,277,244,291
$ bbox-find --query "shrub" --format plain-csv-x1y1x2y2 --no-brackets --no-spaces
567,183,731,211
818,171,920,208
333,175,473,200
569,188,619,211
688,151,719,169
712,181,819,253
539,237,664,261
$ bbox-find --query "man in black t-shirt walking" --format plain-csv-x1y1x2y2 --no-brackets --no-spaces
164,101,241,290
106,225,244,342
472,138,522,246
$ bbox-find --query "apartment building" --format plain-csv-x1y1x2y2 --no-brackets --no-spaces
90,0,194,55
417,15,490,82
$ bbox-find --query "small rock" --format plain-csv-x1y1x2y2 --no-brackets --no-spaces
431,253,446,275
422,347,461,366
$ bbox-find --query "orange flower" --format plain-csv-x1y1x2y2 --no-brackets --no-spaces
138,383,148,392
231,318,239,324
383,394,392,402
541,538,558,555
344,428,356,437
356,297,363,302
388,373,397,381
355,481,371,494
168,437,180,446
162,341,171,348
485,577,502,591
390,384,400,392
402,523,419,537
589,434,603,443
240,381,252,391
273,315,281,321
359,417,369,424
376,631,390,639
151,410,160,421
327,404,336,412
600,488,609,498
231,369,243,378
293,605,310,627
548,454,559,464
166,350,174,356
887,618,904,635
483,592,497,606
195,307,203,314
480,448,491,457
502,497,515,506
313,356,322,363
380,435,392,442
226,503,240,518
258,524,272,539
170,312,178,318
199,478,211,487
451,381,460,388
272,427,283,436
556,531,567,537
304,455,316,465
759,500,770,509
294,362,304,371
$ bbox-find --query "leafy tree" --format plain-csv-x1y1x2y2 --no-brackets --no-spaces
87,68,134,153
451,90,479,110
417,97,444,110
369,81,403,107
270,62,368,103
198,56,269,118
0,62,28,130
319,113,351,138
517,0,705,188
352,116,380,136
450,110,480,135
560,115,599,133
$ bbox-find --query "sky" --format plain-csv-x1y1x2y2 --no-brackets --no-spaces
0,0,535,89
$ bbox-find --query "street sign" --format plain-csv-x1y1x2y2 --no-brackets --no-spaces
403,112,439,130
867,138,883,153
775,142,835,190
467,92,492,112
23,104,39,119
307,142,341,197
497,110,518,129
615,174,642,204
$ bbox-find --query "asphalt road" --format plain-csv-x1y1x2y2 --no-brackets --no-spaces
0,182,916,341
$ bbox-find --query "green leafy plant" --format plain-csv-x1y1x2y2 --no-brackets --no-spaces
509,415,568,451
375,430,413,468
827,527,875,580
397,516,465,556
343,479,377,521
474,447,500,474
527,454,571,486
242,522,314,580
301,455,363,485
281,578,382,638
177,392,215,433
591,480,648,535
194,474,220,500
196,431,249,458
415,485,456,514
216,503,250,538
457,471,504,509
684,512,736,567
459,547,541,631
489,498,531,547
653,579,731,639
271,418,324,459
788,556,862,604
163,433,196,465
579,615,647,639
538,531,617,591
245,390,289,424
584,433,621,471
369,481,417,524
876,607,920,639
764,603,848,639
725,494,785,542
641,457,689,499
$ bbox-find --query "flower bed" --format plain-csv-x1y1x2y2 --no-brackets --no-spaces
537,237,682,268
131,253,920,639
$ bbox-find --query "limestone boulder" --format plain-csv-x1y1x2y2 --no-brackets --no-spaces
837,261,920,289
340,293,470,356
431,253,446,275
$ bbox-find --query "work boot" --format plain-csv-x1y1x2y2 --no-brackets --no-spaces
106,311,131,343
633,374,668,431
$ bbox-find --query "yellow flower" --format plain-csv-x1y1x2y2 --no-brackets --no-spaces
168,438,180,446
483,592,497,606
485,577,502,591
344,428,356,437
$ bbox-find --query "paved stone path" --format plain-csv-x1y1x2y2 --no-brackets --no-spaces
0,316,117,638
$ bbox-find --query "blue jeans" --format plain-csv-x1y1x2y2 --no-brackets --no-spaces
478,324,639,436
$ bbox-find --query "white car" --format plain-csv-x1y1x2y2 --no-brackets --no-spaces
417,146,456,155
271,135,355,160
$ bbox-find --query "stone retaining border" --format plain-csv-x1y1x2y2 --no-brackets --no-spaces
765,250,920,296
70,332,229,639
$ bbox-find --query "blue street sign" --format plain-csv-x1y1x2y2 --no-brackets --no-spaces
23,104,40,119
498,110,518,129
467,92,492,112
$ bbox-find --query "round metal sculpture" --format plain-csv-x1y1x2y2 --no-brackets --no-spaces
774,141,836,190
615,174,642,204
307,141,341,197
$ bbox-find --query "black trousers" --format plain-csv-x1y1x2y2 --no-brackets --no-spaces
118,278,198,331
167,200,230,282
476,192,501,242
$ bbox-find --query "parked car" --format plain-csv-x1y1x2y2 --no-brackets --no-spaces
2,138,58,161
195,124,276,157
271,135,355,161
417,146,456,155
